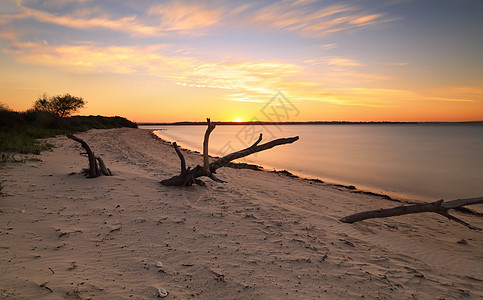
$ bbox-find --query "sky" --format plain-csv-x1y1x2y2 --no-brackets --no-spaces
0,0,482,122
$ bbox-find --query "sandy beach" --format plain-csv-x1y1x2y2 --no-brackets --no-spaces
1,127,482,299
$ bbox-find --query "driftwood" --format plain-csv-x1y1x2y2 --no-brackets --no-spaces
161,118,299,186
340,197,483,230
96,156,113,176
67,134,112,178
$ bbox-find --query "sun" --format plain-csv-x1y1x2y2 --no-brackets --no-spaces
234,117,244,123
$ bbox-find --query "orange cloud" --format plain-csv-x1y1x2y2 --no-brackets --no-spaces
4,39,313,102
319,43,337,50
296,87,478,109
327,57,366,67
148,2,223,33
3,34,477,113
350,13,383,25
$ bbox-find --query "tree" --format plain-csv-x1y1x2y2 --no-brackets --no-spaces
0,102,11,111
33,93,86,120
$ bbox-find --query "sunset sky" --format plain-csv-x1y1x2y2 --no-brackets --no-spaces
1,0,482,122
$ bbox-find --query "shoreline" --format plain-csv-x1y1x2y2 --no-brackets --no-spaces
149,130,425,204
152,131,483,216
151,131,482,215
147,124,483,203
1,127,482,299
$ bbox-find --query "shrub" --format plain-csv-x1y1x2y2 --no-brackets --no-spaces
1,97,136,154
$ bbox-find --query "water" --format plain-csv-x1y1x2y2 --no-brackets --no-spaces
141,124,483,201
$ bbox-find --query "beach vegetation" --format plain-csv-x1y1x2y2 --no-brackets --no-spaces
0,97,137,154
1,153,43,164
33,93,86,126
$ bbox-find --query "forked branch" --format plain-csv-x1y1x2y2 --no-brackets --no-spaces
160,118,299,186
203,118,216,172
173,142,187,176
209,134,298,173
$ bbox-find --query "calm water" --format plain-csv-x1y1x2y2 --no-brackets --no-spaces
141,124,483,201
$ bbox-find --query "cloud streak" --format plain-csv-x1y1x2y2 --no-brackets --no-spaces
147,2,224,33
2,0,397,39
3,38,311,102
243,1,397,38
297,87,477,109
5,6,162,37
6,35,473,109
3,0,225,37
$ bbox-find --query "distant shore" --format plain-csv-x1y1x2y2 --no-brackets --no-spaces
138,120,483,126
1,127,482,299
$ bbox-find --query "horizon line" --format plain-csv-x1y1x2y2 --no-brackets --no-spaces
136,120,483,125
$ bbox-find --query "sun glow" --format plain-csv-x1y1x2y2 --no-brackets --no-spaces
234,117,244,122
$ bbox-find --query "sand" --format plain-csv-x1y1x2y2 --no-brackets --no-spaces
0,127,482,299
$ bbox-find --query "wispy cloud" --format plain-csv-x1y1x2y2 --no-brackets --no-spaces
40,0,93,7
2,38,313,103
319,43,337,50
147,2,224,33
302,56,387,84
7,5,162,37
1,36,478,112
299,87,477,108
2,0,397,39
3,0,225,37
327,57,366,67
303,56,366,66
422,87,483,103
243,1,397,38
386,62,409,66
4,33,401,106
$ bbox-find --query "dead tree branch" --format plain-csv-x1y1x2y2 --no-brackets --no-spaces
173,142,187,176
203,118,216,172
96,156,112,176
209,134,298,173
67,134,112,178
161,118,299,186
340,197,483,230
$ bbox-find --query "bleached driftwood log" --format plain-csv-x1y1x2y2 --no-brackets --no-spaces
340,197,483,230
161,118,299,186
67,134,112,178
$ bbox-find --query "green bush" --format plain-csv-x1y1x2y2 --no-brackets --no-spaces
0,104,137,154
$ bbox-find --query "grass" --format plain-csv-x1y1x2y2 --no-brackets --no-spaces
0,108,137,154
1,153,43,164
0,131,55,154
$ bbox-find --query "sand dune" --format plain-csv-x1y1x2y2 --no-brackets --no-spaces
1,128,482,299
